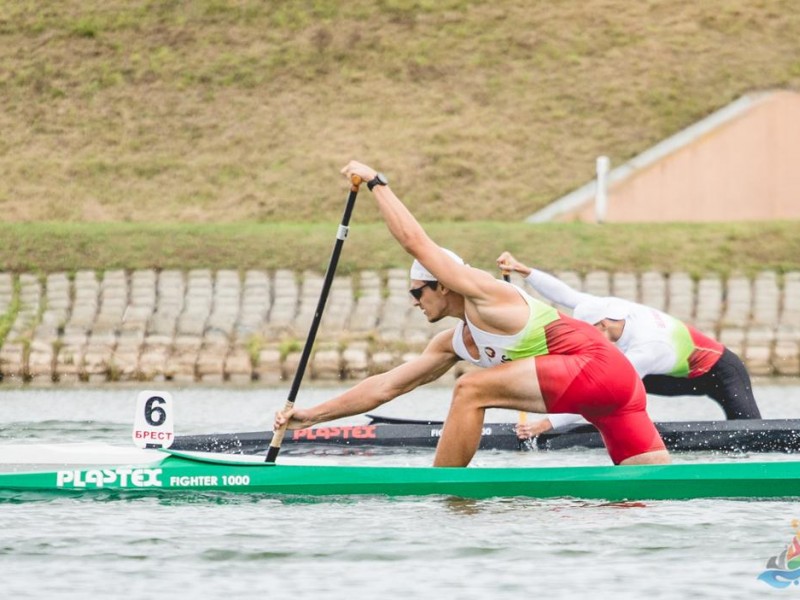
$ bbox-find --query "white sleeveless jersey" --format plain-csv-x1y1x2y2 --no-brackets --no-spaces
451,285,559,368
524,270,722,378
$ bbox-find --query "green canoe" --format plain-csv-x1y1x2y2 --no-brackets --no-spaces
2,449,800,501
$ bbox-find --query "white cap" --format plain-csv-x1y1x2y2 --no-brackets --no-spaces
573,297,629,325
409,248,464,282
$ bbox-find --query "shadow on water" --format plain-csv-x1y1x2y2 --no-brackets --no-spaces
0,420,125,442
440,495,651,516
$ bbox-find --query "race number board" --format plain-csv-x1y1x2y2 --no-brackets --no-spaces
132,390,175,449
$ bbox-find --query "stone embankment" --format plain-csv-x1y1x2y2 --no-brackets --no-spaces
0,269,798,385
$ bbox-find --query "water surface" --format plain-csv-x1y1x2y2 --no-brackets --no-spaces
1,383,799,599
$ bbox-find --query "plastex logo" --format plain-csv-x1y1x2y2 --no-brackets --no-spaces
56,467,163,489
758,519,800,588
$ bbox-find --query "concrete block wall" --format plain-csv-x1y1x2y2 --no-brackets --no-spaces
0,269,797,384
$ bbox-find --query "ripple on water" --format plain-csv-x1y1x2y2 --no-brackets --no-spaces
2,386,800,599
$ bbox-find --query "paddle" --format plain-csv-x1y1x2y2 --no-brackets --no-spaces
266,174,362,463
501,269,531,434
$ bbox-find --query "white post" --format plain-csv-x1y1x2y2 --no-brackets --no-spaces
595,155,610,223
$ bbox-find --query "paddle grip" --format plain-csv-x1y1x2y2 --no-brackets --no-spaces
268,400,294,461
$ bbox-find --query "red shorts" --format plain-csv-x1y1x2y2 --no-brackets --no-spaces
536,318,666,464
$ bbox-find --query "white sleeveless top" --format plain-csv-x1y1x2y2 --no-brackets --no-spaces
451,285,559,368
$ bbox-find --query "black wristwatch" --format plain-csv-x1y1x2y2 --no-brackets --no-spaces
367,172,389,191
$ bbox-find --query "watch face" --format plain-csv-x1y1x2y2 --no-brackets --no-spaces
368,172,388,190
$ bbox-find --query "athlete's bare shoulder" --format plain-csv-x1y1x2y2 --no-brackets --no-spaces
466,281,531,334
424,327,458,354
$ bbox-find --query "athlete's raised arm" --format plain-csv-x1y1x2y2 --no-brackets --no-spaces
497,251,592,309
340,161,519,310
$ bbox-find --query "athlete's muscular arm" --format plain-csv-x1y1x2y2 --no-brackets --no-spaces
516,418,554,439
516,413,586,439
496,251,533,278
524,269,593,309
497,251,591,310
547,413,586,429
339,161,518,310
274,329,459,430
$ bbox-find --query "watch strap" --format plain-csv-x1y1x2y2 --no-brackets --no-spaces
367,173,388,191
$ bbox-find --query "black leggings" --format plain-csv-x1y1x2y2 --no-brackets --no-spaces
642,348,761,420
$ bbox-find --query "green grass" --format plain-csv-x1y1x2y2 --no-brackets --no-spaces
1,1,799,224
0,221,797,278
0,278,21,348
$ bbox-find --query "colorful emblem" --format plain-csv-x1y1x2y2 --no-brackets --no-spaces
759,520,800,588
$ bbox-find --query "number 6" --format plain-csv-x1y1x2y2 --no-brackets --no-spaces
144,396,167,426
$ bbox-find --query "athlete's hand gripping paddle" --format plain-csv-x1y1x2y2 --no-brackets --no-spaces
267,175,362,463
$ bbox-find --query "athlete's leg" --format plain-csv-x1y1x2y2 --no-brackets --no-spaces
620,450,671,465
591,403,670,465
644,351,761,419
642,374,699,396
703,349,761,419
572,349,670,465
434,358,546,467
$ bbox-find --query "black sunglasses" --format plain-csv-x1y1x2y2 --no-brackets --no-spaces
409,280,438,300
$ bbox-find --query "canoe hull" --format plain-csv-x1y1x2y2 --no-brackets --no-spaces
171,418,800,455
3,453,800,501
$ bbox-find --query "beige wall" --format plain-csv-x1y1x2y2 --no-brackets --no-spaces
567,91,800,222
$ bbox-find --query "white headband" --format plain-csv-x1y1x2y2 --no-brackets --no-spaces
409,248,464,281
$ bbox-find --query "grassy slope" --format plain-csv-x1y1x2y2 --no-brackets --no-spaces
1,0,800,226
2,221,798,278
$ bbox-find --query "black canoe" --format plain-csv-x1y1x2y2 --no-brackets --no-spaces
171,416,800,455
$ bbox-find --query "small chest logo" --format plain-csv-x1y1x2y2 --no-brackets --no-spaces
483,347,512,363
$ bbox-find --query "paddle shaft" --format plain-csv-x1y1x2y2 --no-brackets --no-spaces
267,175,362,462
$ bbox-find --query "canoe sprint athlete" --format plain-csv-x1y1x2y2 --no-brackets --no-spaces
495,252,762,440
274,161,670,467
